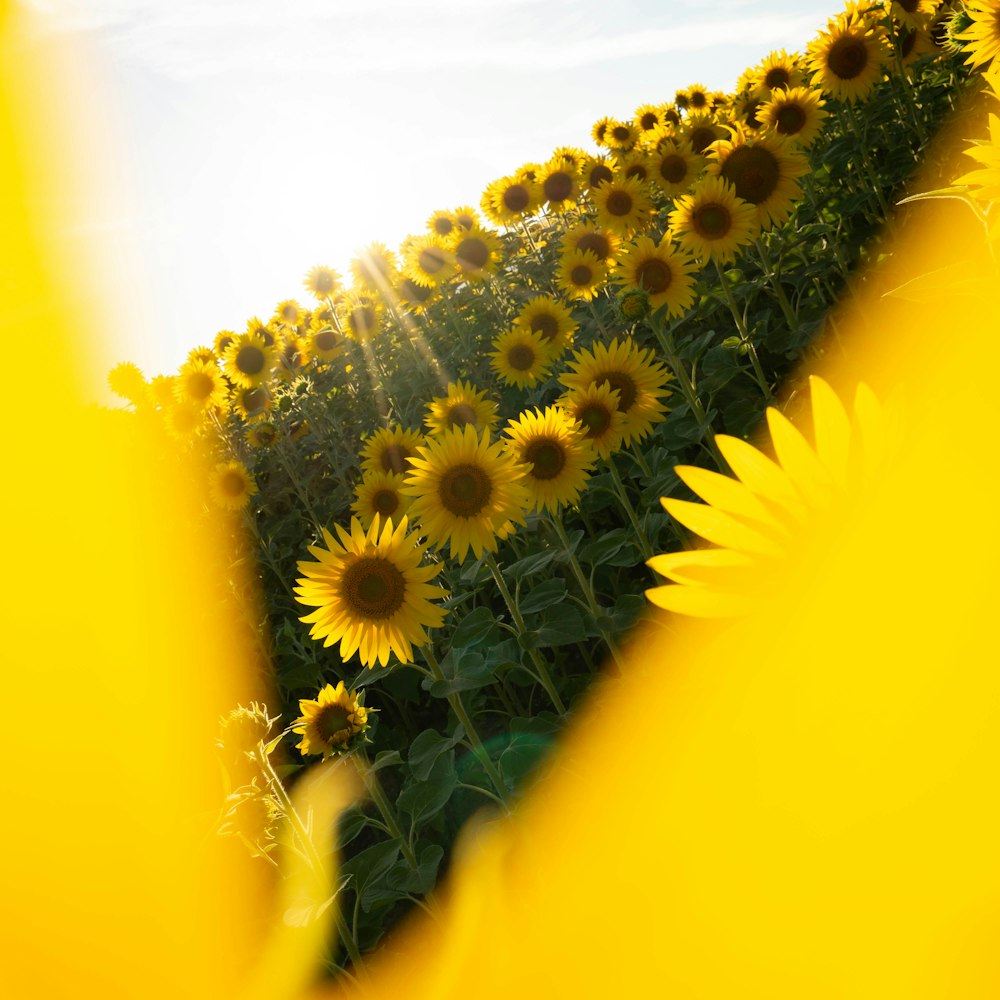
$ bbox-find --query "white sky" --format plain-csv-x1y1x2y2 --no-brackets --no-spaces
25,0,836,378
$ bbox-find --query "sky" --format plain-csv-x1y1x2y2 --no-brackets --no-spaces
23,0,837,379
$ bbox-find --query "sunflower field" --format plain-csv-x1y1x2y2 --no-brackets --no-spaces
103,0,1000,980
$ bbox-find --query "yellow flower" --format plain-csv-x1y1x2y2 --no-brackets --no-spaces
591,175,653,236
351,470,412,528
339,292,382,344
960,1,1000,73
401,233,455,288
490,326,553,387
308,321,347,363
481,175,542,226
208,460,257,511
449,225,503,282
513,295,578,357
559,337,671,446
107,361,146,405
223,332,276,389
503,406,595,514
304,265,341,300
602,119,639,151
555,248,609,301
580,154,615,192
559,381,628,460
648,137,705,197
175,358,227,411
668,174,759,264
230,384,273,422
758,86,829,148
351,242,398,294
360,424,424,476
749,49,804,98
679,110,726,154
539,158,581,212
647,376,890,617
244,421,278,448
213,329,236,356
427,208,457,239
272,299,303,328
291,682,371,756
424,379,498,436
807,12,888,103
402,425,529,563
295,515,447,668
613,236,696,318
560,221,621,265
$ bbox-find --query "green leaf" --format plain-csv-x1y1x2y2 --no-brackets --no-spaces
399,844,445,895
503,548,558,579
519,578,568,615
421,648,494,696
579,527,629,565
340,837,401,896
337,807,369,850
407,729,460,781
369,749,403,773
449,605,499,648
537,605,589,647
397,753,457,824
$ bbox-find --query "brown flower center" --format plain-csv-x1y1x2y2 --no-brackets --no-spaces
372,489,399,517
456,237,489,271
636,258,672,295
688,126,717,154
588,163,614,188
639,111,659,130
438,463,492,517
524,437,566,481
349,306,377,337
827,35,869,80
342,557,405,619
611,124,631,142
600,372,637,412
570,264,594,287
625,163,648,182
507,343,536,372
313,271,336,294
689,91,708,109
314,329,339,352
418,247,448,275
720,144,780,204
775,104,807,135
503,184,531,212
241,387,269,415
578,401,613,436
316,704,351,742
659,154,688,185
693,202,732,240
543,172,573,202
236,345,266,376
379,444,411,474
447,402,478,427
605,190,634,217
433,216,454,236
221,471,246,497
530,313,559,341
764,67,791,89
187,371,215,401
576,232,610,260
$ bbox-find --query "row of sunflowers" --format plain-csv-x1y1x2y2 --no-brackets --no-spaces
107,0,999,977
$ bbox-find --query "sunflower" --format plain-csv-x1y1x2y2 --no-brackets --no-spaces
304,265,341,301
591,115,613,147
580,155,615,192
955,110,1000,207
513,295,578,356
503,406,595,514
107,361,146,405
149,374,176,409
556,248,609,302
668,175,759,264
223,332,276,389
339,293,382,344
758,86,828,148
245,316,277,347
680,111,726,155
402,234,455,288
230,384,273,423
897,22,938,66
559,337,671,447
621,151,652,184
291,682,371,757
427,209,456,239
481,175,542,226
807,13,888,102
209,459,257,511
274,333,308,380
604,119,639,152
646,376,890,618
750,50,804,98
649,137,705,196
186,345,216,367
396,276,438,314
452,206,479,231
685,83,711,112
613,236,696,319
425,380,498,436
295,515,447,668
960,0,1000,72
560,221,621,265
360,424,424,476
308,322,346,363
558,381,628,460
402,425,529,563
539,159,581,212
175,358,227,411
490,326,553,388
164,400,206,441
732,90,766,132
272,299,303,328
706,128,809,229
351,470,412,528
245,421,278,448
634,102,666,135
351,243,398,293
890,0,937,31
592,176,654,235
550,145,587,170
449,225,503,281
213,329,236,356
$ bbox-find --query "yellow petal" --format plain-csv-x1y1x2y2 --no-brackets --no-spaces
765,408,833,508
808,376,850,490
645,583,750,617
661,498,785,557
714,434,805,517
674,465,787,533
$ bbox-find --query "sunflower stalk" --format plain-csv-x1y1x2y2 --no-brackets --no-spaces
837,101,891,220
712,260,772,401
605,459,655,562
353,750,420,870
484,552,568,715
753,237,800,331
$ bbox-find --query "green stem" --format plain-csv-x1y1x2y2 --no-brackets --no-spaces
353,751,419,870
754,237,799,330
712,260,772,402
422,644,511,805
484,552,568,715
606,460,654,561
840,101,891,220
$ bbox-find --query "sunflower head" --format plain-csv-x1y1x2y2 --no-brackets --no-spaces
339,293,382,343
668,174,760,264
490,326,553,388
448,225,503,281
292,682,372,757
482,175,542,226
513,295,578,357
176,358,227,411
618,287,652,322
351,243,399,293
107,361,147,406
209,459,257,512
245,421,279,448
592,175,654,236
223,332,277,390
614,235,697,319
649,137,705,196
559,381,628,460
427,209,456,239
360,424,424,476
304,265,342,301
758,86,828,148
425,380,499,436
352,470,412,528
556,248,609,302
561,221,621,264
807,13,889,103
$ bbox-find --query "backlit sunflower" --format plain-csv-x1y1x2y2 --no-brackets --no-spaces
559,337,671,446
581,155,616,192
396,276,438,314
513,295,578,357
490,326,553,388
291,682,371,757
245,316,276,347
560,221,621,265
209,459,257,512
680,112,726,154
503,406,595,514
427,209,456,239
272,299,303,329
452,206,479,231
707,129,809,229
685,83,711,112
351,243,398,293
807,12,888,102
308,322,346,363
649,137,705,196
603,119,639,152
149,374,176,409
402,425,530,563
449,225,503,282
164,400,206,441
592,175,654,235
481,175,542,226
556,248,609,301
213,329,236,356
750,50,804,97
186,345,216,367
646,376,891,618
339,293,382,343
891,0,937,31
613,236,696,318
402,234,455,288
230,384,273,423
245,421,278,448
223,332,276,389
425,380,498,436
107,361,146,405
175,358,227,411
668,175,759,264
360,424,424,476
304,265,341,301
634,102,666,135
591,115,613,147
274,333,308,380
732,90,766,132
621,151,652,184
558,381,628,460
960,0,1000,72
295,514,448,668
758,86,828,148
539,159,581,212
351,470,412,528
